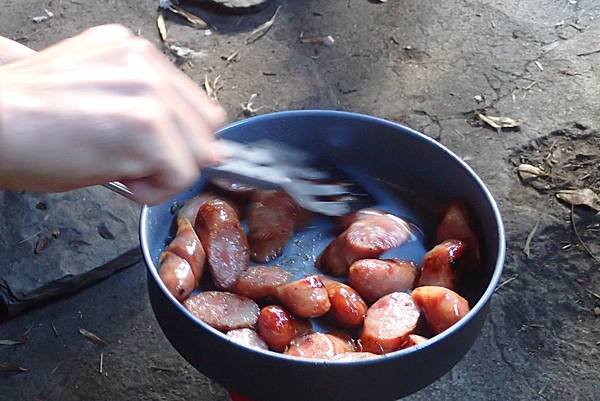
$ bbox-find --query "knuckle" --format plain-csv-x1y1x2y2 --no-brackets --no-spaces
83,24,132,41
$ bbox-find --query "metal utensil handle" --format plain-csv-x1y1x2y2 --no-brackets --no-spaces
103,181,138,202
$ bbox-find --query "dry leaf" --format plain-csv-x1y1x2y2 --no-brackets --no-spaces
79,328,108,346
478,113,522,129
204,75,222,102
168,5,208,29
241,93,264,116
98,222,115,240
0,362,27,372
246,6,280,44
556,188,600,211
157,13,168,42
517,164,546,180
34,234,49,254
169,45,203,59
32,8,53,23
0,339,25,346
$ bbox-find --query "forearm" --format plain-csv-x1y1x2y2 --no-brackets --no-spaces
0,36,35,65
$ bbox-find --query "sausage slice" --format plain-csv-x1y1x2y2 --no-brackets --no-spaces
184,291,259,332
166,217,206,286
359,292,420,354
348,259,418,303
226,328,269,351
417,240,465,290
194,199,249,290
275,275,331,318
258,305,312,352
411,286,470,334
158,251,195,301
320,276,367,327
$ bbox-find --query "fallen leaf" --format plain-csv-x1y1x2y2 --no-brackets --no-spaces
169,45,203,59
241,93,264,116
78,328,108,346
0,339,25,346
168,5,208,29
517,163,547,180
477,113,522,129
246,6,280,44
0,362,27,372
97,222,115,240
32,9,53,23
35,201,47,210
556,188,600,211
221,50,239,64
157,13,168,42
204,75,222,102
34,234,49,254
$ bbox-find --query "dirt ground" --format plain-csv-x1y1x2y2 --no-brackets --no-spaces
1,0,599,400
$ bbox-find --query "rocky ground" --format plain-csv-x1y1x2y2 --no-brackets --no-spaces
0,0,599,400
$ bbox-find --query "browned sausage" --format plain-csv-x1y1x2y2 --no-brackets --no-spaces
248,191,312,263
166,217,206,287
348,259,419,303
436,201,480,269
317,213,414,276
275,275,331,318
183,291,259,332
257,305,312,352
194,199,249,290
178,193,216,224
320,276,367,327
402,334,429,349
336,208,387,232
325,332,356,354
411,286,470,334
232,265,292,300
226,328,269,350
359,292,420,354
331,352,381,361
158,251,195,301
417,240,465,290
285,333,337,359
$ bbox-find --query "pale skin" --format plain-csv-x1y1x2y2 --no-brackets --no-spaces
0,25,227,205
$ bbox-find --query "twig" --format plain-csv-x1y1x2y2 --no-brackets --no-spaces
18,231,42,244
584,288,600,300
51,322,59,337
495,275,518,292
150,365,175,372
99,353,104,374
523,217,541,258
577,49,600,57
569,205,600,264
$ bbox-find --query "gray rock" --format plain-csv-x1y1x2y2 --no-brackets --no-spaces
0,188,142,318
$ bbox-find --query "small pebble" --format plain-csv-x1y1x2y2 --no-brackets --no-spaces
593,307,600,317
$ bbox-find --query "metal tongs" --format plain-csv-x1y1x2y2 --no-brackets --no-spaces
103,139,361,216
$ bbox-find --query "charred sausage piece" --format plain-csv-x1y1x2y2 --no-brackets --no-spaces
348,259,419,303
417,240,466,290
319,276,367,327
232,265,292,300
226,328,269,351
166,217,206,287
317,214,414,276
331,352,380,361
436,201,480,269
275,275,331,318
411,286,470,334
194,199,249,290
248,191,312,263
402,334,429,349
325,332,356,354
359,292,420,354
158,251,196,301
183,291,259,332
285,333,337,359
258,305,312,352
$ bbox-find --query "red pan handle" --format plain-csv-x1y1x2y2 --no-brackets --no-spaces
228,390,258,401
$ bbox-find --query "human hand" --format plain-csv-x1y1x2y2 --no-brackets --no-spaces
0,25,226,204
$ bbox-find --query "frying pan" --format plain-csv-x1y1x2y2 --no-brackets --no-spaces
140,110,505,401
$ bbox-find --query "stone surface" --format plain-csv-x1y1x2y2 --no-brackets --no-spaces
0,0,599,401
0,189,142,318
